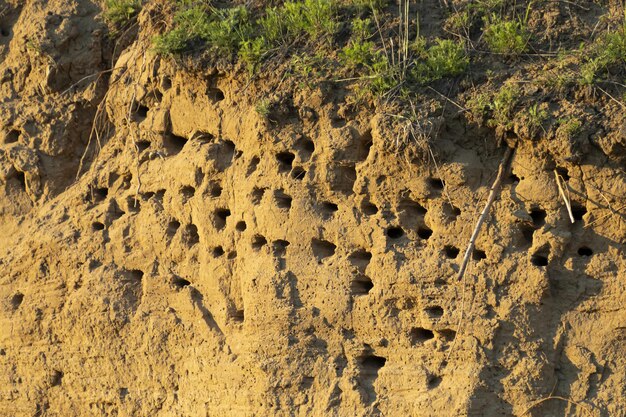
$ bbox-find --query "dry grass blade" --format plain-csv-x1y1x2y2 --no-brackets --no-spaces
520,395,595,416
554,170,575,223
456,146,515,282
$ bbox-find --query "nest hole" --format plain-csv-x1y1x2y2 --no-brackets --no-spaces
252,235,267,250
351,275,374,295
443,245,459,259
409,327,434,345
386,227,404,239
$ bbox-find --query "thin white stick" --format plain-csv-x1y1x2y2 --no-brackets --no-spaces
554,170,575,223
457,146,514,281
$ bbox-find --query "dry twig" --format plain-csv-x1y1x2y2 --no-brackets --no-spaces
456,146,515,281
554,170,575,223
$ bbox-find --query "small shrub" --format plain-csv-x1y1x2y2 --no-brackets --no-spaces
487,83,520,130
556,117,582,140
523,103,549,136
483,14,530,55
423,39,468,80
255,99,271,118
240,37,268,74
342,40,380,69
579,16,626,85
104,0,141,27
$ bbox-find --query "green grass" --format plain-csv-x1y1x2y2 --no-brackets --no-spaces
153,5,252,56
578,15,626,85
104,0,142,27
483,14,530,55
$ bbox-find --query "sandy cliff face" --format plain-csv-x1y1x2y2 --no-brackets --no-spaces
1,1,626,416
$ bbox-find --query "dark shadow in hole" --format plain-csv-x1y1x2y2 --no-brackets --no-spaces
427,375,442,389
425,306,444,318
273,239,290,257
236,221,247,232
166,220,180,238
351,275,373,295
348,250,372,271
129,270,144,281
92,221,105,231
181,185,195,199
214,208,231,230
209,182,222,198
321,201,339,217
387,227,404,239
361,200,378,215
572,204,587,221
208,87,225,102
92,187,108,203
531,253,549,267
291,166,306,180
133,104,148,121
247,156,260,177
357,354,386,405
252,235,267,250
274,190,292,209
164,133,188,154
51,370,63,387
126,196,140,213
508,173,520,184
312,238,336,261
212,246,225,257
228,251,237,259
409,327,434,345
556,167,570,181
3,129,19,144
578,246,593,257
418,227,433,240
276,151,295,172
443,245,459,259
357,129,373,161
231,309,244,323
429,178,445,192
183,224,199,246
472,249,486,261
171,275,191,289
251,187,266,205
136,140,150,153
530,208,546,227
10,292,23,310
